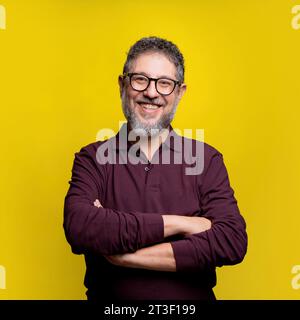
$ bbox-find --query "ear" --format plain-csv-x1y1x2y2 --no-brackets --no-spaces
177,83,187,100
118,75,124,97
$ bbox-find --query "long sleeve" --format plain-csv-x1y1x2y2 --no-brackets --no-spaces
170,152,247,272
63,143,164,256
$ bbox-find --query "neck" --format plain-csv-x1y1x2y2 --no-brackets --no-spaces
139,127,170,161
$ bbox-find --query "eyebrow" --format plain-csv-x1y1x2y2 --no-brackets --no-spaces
133,71,176,79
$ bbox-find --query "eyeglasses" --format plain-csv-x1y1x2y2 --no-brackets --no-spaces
123,73,181,96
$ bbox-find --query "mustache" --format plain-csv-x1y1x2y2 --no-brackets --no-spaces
136,99,164,107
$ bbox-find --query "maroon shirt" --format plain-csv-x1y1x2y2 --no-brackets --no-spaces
63,123,247,300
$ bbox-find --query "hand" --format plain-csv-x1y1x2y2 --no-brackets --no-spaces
93,199,102,208
162,215,212,238
181,216,212,235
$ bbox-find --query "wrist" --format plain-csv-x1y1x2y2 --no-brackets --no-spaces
179,216,191,235
162,215,183,237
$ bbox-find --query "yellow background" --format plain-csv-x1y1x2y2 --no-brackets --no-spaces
1,0,300,299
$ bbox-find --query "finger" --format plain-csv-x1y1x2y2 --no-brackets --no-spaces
94,201,100,208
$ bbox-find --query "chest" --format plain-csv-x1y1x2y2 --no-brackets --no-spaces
103,162,201,216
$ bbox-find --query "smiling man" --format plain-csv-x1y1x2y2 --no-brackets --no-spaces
64,37,247,300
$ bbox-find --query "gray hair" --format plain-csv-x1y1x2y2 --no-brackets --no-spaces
122,36,185,84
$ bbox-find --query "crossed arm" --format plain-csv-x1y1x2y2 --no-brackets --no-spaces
93,199,212,272
64,145,247,274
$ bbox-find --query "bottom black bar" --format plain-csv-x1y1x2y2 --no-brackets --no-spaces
0,300,299,319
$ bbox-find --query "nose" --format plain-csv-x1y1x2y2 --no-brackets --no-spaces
143,79,160,99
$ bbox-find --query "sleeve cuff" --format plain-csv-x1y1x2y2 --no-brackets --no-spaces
170,239,198,272
141,213,164,247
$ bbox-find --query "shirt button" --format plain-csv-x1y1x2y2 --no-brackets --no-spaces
145,166,150,172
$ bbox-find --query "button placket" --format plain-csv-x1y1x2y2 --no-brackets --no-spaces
144,161,153,185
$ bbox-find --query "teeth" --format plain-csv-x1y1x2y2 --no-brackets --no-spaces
140,103,159,110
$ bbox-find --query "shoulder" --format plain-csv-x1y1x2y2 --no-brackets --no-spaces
78,140,104,155
75,137,118,168
180,135,223,160
203,142,223,160
181,135,226,176
72,140,109,167
77,134,118,156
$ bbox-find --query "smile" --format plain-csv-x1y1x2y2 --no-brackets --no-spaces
138,103,162,111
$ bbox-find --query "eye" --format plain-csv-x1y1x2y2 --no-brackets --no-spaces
158,79,173,87
132,75,148,83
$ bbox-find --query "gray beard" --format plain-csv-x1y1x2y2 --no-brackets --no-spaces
121,91,178,137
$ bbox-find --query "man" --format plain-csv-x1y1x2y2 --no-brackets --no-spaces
63,36,247,300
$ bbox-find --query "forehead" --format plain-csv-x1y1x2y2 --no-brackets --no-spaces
131,52,177,78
